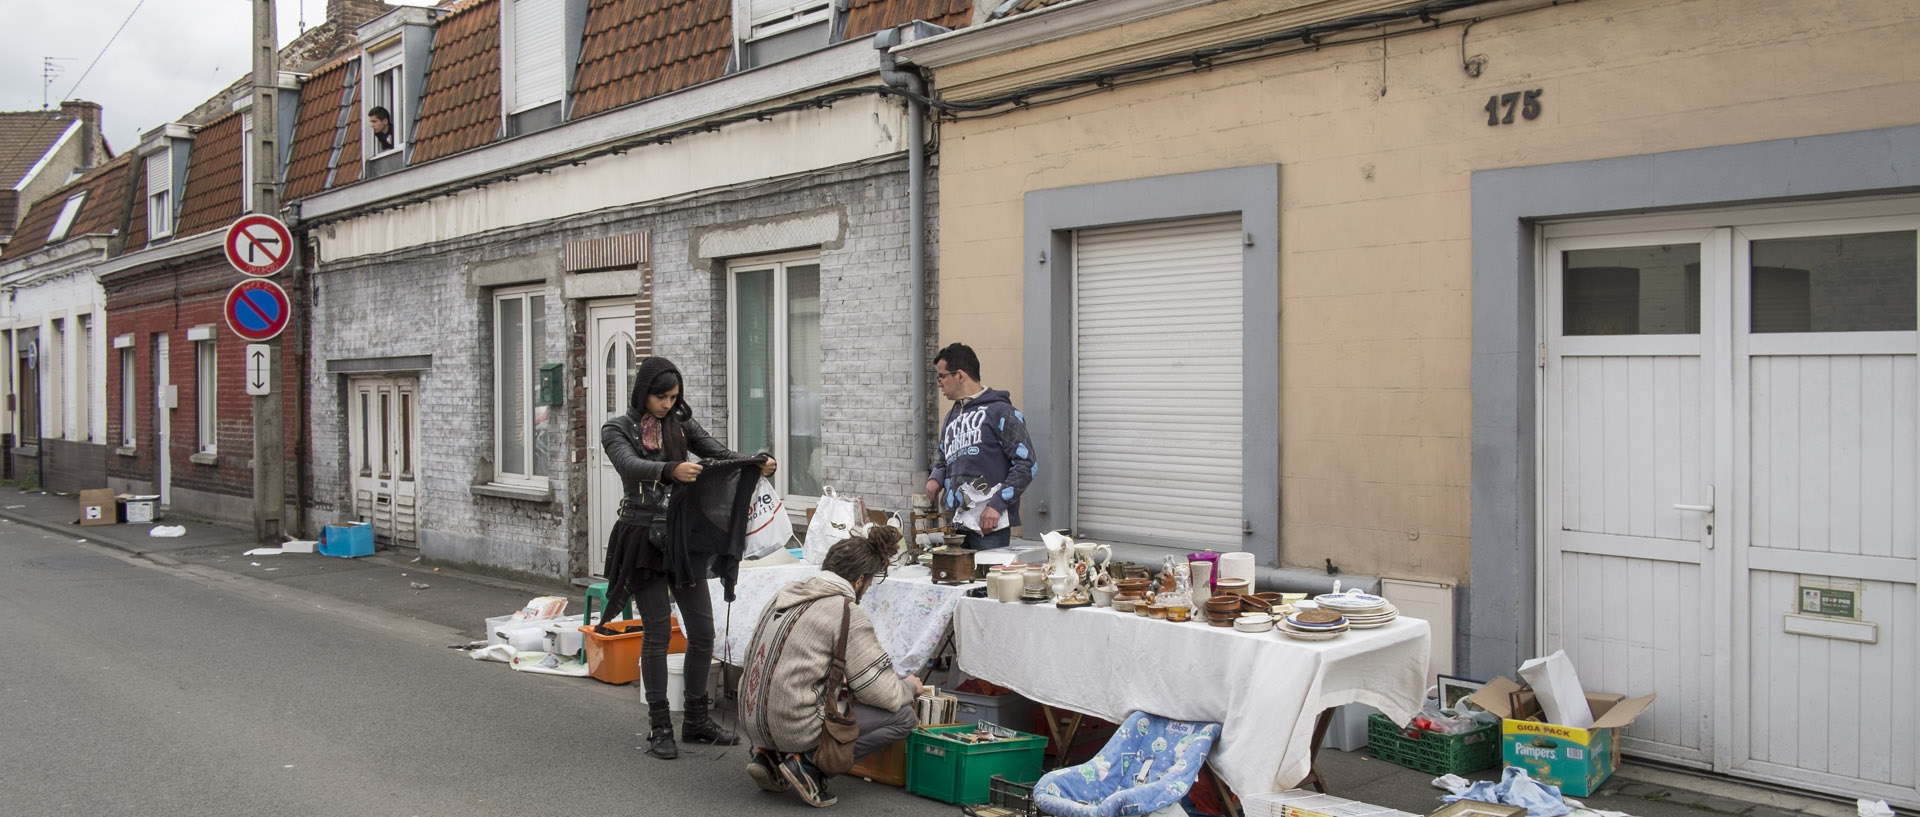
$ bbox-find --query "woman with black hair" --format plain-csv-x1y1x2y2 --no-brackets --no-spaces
601,356,776,761
736,526,930,808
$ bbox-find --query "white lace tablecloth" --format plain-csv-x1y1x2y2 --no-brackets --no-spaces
953,599,1431,796
707,564,979,676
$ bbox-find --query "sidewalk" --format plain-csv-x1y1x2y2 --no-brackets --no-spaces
0,486,1868,817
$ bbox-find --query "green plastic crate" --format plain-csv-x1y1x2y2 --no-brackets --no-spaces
1366,713,1500,776
907,724,1047,805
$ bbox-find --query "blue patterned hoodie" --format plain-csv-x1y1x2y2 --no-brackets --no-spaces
930,388,1037,527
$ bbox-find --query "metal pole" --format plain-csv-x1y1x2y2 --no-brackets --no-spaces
251,0,285,543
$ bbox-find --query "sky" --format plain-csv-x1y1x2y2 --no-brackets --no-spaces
0,0,439,153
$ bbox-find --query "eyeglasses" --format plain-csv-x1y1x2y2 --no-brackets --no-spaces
934,370,958,382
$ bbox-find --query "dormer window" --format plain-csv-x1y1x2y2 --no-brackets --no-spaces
368,45,406,157
739,0,834,69
47,192,87,244
505,0,565,115
147,149,173,239
240,112,255,211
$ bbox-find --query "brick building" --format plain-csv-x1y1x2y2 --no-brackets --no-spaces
287,0,973,580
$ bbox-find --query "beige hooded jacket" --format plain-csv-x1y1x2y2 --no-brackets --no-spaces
736,573,917,753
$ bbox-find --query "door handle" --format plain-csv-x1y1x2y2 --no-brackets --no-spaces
1673,485,1715,546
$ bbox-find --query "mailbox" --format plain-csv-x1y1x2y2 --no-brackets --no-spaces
537,362,564,407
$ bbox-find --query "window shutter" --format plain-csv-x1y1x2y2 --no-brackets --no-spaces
512,0,566,112
1073,214,1245,548
146,148,172,235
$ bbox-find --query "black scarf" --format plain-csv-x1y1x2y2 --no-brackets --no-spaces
664,455,767,602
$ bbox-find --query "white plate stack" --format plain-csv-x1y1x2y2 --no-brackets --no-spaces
1311,591,1399,629
1277,609,1349,641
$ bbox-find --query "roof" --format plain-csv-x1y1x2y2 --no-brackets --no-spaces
843,0,973,38
0,110,79,189
0,154,133,262
125,159,149,248
286,60,359,200
410,0,503,163
176,111,246,236
571,0,734,119
989,0,1071,18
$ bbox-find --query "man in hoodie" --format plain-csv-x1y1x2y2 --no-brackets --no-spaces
926,343,1037,550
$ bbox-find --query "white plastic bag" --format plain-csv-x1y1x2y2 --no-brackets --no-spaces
803,487,867,563
1518,649,1595,728
743,477,794,560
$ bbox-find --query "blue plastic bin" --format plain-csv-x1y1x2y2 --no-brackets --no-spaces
318,522,375,558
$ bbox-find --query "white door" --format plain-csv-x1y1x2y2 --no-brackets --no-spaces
1730,218,1919,804
1542,229,1725,768
1544,206,1920,805
587,301,635,576
349,376,421,546
153,333,170,506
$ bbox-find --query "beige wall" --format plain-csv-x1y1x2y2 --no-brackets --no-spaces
929,0,1920,583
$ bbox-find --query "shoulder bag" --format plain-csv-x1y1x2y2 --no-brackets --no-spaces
812,598,860,774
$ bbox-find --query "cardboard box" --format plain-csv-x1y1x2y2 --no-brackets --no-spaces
78,489,115,526
1465,677,1655,796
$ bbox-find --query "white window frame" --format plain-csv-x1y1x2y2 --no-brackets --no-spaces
45,318,64,440
74,314,91,443
725,251,822,500
368,46,406,158
492,285,549,488
742,0,832,40
240,112,254,212
47,192,87,243
194,335,216,455
118,342,136,449
503,0,567,115
146,148,172,239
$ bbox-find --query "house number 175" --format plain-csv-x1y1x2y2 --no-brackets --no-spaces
1485,89,1543,125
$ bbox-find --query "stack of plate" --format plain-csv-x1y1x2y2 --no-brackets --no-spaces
1278,608,1349,641
1312,591,1399,629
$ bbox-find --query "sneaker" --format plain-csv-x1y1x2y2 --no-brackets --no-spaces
777,752,837,807
747,748,790,793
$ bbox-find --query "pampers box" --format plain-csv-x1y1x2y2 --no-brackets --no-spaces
1465,677,1655,796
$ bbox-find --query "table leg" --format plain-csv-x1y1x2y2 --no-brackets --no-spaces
1290,708,1337,794
1038,705,1085,769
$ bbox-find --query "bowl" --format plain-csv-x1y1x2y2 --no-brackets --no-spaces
1236,595,1272,613
1134,602,1155,617
1251,592,1285,607
1215,577,1251,595
1204,595,1241,613
1234,613,1274,633
1115,578,1152,594
1165,605,1192,622
1144,604,1167,620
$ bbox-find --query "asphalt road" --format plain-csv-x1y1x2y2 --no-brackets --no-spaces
0,523,947,817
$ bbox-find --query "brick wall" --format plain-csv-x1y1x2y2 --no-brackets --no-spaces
309,156,932,578
104,251,301,522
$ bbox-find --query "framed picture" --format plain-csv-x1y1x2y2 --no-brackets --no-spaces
1428,800,1528,817
1437,674,1487,711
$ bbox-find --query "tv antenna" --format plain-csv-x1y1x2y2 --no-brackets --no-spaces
42,57,76,109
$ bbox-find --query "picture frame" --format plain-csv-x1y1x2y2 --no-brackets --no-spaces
1437,674,1487,711
1428,800,1528,817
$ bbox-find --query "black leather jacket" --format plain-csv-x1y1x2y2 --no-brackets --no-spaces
601,410,740,525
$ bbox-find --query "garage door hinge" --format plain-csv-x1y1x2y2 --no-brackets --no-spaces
1537,343,1546,368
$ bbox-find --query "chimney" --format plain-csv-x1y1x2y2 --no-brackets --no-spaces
59,100,103,169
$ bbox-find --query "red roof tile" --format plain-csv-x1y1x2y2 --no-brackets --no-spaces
176,112,246,236
335,80,365,187
412,0,503,163
572,0,732,119
125,158,149,249
286,61,357,200
0,111,79,189
0,154,133,261
843,0,973,38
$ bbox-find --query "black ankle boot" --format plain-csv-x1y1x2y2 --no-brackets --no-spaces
682,696,740,745
647,702,679,760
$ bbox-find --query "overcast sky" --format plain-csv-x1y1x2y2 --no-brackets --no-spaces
1,0,438,153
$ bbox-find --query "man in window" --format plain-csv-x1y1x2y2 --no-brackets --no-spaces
369,105,394,152
926,343,1036,550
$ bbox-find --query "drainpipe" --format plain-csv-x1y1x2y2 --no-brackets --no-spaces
875,27,929,477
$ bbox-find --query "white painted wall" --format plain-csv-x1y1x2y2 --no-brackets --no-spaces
5,268,108,444
317,95,908,261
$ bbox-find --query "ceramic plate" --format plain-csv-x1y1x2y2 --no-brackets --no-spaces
1315,592,1389,610
1286,613,1349,629
1277,626,1343,641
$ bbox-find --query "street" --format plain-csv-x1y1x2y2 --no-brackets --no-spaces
0,523,943,817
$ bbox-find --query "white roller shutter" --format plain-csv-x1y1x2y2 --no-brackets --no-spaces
511,0,566,113
145,149,172,237
1074,214,1244,548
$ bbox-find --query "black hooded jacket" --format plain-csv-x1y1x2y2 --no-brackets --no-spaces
601,356,741,526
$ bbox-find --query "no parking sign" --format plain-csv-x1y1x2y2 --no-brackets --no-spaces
225,279,292,342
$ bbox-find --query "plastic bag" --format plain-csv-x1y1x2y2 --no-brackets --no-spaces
742,477,794,559
803,487,867,563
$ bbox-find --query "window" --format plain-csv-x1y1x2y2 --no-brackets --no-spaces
745,0,831,39
75,315,91,443
369,48,405,156
240,113,254,211
45,319,64,440
17,331,39,443
146,149,172,239
493,286,549,485
506,0,566,114
1750,230,1916,333
119,346,135,449
1562,244,1702,335
738,0,833,68
195,338,216,454
47,192,87,243
728,254,822,497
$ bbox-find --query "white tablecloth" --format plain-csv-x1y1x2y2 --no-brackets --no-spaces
707,564,979,676
953,599,1430,796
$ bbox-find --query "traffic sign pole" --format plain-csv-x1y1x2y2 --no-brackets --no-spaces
248,0,285,545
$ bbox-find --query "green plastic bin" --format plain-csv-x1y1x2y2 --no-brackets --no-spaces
906,724,1047,805
1365,713,1500,776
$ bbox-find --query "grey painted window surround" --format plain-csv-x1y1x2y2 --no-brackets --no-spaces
1022,164,1281,564
1467,124,1920,681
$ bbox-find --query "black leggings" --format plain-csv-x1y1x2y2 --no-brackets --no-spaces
635,571,716,706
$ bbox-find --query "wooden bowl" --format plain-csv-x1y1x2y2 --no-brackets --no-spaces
1237,595,1273,613
1204,595,1241,613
